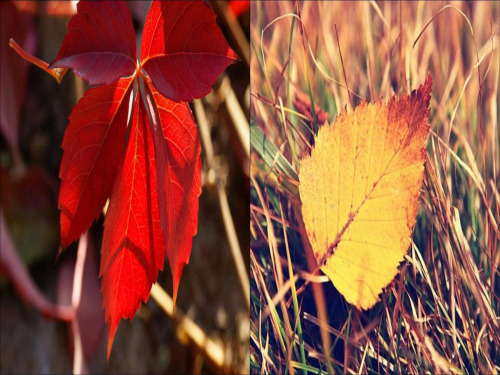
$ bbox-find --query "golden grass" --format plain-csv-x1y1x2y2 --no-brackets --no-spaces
250,1,499,374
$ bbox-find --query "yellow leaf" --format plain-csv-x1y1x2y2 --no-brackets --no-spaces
299,75,432,310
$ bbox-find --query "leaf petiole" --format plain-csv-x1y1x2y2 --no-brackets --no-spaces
9,38,67,83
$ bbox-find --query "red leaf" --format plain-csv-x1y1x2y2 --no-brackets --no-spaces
100,92,165,361
50,0,136,85
59,77,133,249
144,79,201,304
12,0,239,360
140,1,238,102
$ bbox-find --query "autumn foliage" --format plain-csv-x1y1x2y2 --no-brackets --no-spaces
299,75,432,309
11,0,237,359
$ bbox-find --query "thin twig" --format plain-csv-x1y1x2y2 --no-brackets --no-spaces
217,76,250,159
216,181,251,311
194,99,250,311
150,283,230,373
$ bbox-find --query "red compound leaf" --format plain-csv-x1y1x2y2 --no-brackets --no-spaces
11,0,238,361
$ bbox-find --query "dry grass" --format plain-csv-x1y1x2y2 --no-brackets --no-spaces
250,1,499,374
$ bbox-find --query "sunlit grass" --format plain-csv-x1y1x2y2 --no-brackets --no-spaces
250,1,499,374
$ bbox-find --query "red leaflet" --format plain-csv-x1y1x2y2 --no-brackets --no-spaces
59,78,133,249
50,1,136,85
141,1,239,101
144,80,202,304
101,93,165,360
11,0,237,360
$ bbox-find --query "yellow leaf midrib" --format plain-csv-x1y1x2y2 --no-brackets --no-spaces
315,104,414,268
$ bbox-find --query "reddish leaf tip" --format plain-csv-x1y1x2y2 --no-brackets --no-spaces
55,244,64,262
172,289,178,313
229,0,250,18
106,318,119,362
227,46,240,62
171,262,185,310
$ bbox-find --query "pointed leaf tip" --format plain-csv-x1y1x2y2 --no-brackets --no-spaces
171,262,185,310
106,318,119,362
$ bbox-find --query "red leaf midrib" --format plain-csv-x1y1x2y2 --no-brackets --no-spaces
123,106,141,239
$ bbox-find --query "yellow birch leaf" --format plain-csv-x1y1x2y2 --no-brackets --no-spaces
299,75,432,310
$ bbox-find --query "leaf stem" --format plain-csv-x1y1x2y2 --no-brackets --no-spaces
9,38,67,83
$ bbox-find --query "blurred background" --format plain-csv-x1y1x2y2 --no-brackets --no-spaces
0,1,249,373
